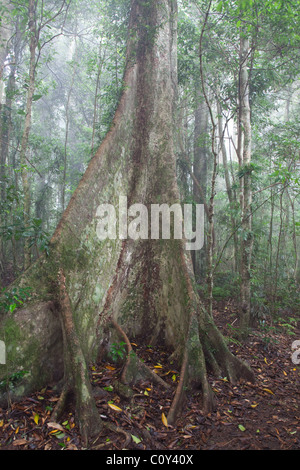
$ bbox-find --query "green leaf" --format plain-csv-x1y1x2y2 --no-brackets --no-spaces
131,434,142,444
32,94,43,102
9,303,16,313
216,1,223,12
238,425,246,432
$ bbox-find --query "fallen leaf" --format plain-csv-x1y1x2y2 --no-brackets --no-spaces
53,432,65,440
13,439,28,446
108,403,123,412
131,434,142,444
33,413,39,425
47,422,65,432
262,388,274,395
238,425,246,432
66,443,78,450
162,413,168,428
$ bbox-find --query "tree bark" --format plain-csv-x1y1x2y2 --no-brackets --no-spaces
19,0,38,271
193,89,209,280
0,0,13,275
0,0,12,81
61,41,78,213
238,34,253,336
0,0,254,442
216,99,239,273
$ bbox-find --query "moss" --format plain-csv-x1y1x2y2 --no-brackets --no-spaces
6,320,39,368
0,315,47,396
60,244,89,273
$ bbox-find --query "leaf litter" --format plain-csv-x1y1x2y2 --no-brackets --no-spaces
0,300,299,450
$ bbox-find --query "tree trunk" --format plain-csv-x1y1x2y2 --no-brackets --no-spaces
0,0,12,81
238,35,253,336
61,42,78,213
19,0,38,271
0,61,15,277
216,99,239,273
0,0,13,276
0,0,254,443
193,89,209,280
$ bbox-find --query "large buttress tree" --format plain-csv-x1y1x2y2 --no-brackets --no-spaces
0,0,254,445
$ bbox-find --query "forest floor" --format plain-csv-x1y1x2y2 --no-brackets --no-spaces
0,299,299,451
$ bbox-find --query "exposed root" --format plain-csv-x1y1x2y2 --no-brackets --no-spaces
201,312,255,385
167,270,255,426
91,422,132,450
167,347,188,425
56,269,104,446
111,319,170,390
167,314,216,426
111,319,133,384
50,383,70,423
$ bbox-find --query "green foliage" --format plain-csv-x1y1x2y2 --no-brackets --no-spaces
277,317,297,336
26,218,50,256
212,286,231,300
0,217,50,256
237,163,261,179
255,321,279,350
0,287,32,315
213,271,240,298
0,370,29,392
177,10,199,86
109,341,127,363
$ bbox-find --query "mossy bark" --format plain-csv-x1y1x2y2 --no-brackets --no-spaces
0,0,254,439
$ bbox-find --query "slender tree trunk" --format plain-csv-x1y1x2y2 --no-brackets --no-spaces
91,41,105,155
266,187,274,300
0,0,13,276
238,34,253,336
287,191,298,283
0,0,12,81
193,89,209,280
0,62,15,277
61,43,78,213
273,189,284,314
198,1,218,318
19,0,38,270
217,99,239,273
